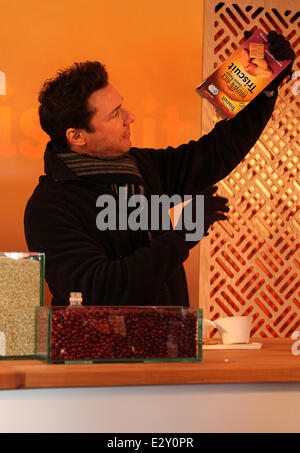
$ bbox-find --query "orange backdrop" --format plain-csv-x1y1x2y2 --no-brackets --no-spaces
0,0,204,305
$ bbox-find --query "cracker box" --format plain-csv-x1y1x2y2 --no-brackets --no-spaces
196,29,291,119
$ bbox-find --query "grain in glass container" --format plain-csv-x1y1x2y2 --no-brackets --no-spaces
0,252,45,359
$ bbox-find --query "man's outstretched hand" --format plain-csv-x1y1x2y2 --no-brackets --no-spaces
175,185,229,250
201,185,229,236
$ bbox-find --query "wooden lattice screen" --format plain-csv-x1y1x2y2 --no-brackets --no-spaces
199,0,300,338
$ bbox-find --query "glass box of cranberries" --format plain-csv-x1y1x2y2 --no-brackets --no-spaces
35,301,202,363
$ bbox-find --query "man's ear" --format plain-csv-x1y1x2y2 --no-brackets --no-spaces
66,128,86,147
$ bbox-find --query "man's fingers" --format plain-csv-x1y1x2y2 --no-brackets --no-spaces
244,30,252,39
205,197,229,210
274,48,295,61
208,195,229,204
270,39,291,60
206,205,230,214
267,30,278,43
207,212,228,223
200,185,218,196
267,32,294,62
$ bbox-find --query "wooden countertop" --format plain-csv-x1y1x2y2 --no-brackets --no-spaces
0,338,299,390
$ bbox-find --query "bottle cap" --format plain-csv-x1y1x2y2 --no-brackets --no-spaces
69,292,83,306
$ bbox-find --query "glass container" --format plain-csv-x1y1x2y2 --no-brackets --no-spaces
0,252,45,359
36,306,202,363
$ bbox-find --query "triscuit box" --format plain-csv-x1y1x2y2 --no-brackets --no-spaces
196,28,291,119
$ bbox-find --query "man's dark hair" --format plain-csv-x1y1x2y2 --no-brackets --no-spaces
38,61,109,146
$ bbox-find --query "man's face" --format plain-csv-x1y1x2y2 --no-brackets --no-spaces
78,84,135,158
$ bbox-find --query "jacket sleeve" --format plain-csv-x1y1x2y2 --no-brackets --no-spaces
136,90,278,196
24,193,189,306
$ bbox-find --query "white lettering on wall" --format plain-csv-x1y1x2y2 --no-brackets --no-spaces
0,71,6,95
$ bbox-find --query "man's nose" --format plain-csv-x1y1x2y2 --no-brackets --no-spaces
124,109,135,124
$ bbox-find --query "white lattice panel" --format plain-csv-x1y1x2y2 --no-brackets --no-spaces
199,0,300,338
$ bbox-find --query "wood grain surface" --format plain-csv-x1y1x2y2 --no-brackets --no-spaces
0,338,299,390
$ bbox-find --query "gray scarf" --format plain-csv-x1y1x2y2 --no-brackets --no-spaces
58,150,145,197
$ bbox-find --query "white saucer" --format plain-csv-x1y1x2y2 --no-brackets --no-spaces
203,342,262,350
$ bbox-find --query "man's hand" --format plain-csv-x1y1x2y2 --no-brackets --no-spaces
174,185,229,250
266,31,295,90
201,185,229,236
244,30,295,90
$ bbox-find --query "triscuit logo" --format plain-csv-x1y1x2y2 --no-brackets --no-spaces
0,71,6,95
228,62,257,94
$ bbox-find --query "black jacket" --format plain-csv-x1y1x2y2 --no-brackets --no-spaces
24,92,277,306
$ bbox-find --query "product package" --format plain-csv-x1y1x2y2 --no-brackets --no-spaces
196,28,291,119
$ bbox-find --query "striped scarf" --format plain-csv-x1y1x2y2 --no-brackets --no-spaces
58,151,145,197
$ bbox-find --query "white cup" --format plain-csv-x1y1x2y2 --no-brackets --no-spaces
203,315,253,345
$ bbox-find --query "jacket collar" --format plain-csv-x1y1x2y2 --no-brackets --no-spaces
44,141,80,182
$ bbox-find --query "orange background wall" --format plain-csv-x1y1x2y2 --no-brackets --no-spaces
0,0,204,305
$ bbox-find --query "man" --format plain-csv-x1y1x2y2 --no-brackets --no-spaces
24,31,294,307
